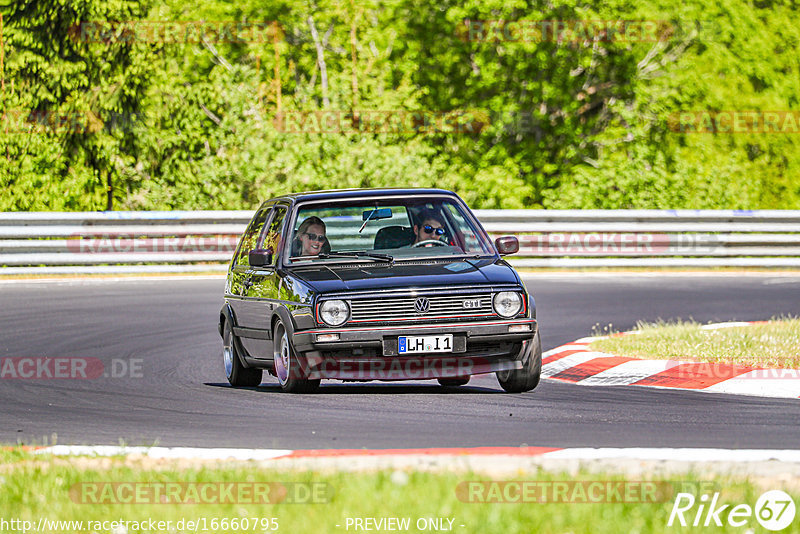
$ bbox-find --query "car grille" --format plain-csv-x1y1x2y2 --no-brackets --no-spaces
348,292,496,324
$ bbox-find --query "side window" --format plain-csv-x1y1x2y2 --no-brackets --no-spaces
258,206,287,266
443,202,489,253
234,207,271,268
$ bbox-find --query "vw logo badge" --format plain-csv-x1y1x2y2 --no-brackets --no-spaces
414,297,430,314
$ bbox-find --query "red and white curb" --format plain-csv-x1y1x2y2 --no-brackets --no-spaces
543,322,800,399
29,445,800,464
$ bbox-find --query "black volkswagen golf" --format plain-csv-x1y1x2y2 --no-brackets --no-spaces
219,188,540,393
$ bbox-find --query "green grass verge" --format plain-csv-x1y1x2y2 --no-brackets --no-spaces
1,450,797,533
591,318,800,368
0,446,37,464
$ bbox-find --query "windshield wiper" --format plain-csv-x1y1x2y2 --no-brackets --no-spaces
457,254,485,269
318,251,394,263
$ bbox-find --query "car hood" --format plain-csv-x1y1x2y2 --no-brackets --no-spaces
288,258,520,294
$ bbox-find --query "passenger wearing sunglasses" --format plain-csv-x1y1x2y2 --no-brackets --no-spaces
294,216,329,256
412,209,447,247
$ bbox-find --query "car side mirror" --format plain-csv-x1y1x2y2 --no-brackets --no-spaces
249,249,272,267
495,236,519,256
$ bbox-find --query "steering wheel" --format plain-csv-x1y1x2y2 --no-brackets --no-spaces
411,239,447,248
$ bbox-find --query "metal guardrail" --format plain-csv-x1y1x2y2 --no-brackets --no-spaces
1,210,799,274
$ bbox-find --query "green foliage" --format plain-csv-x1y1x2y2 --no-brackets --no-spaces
0,450,786,534
1,0,155,210
1,0,799,210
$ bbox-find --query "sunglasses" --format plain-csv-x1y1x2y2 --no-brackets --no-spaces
303,232,327,242
422,225,445,236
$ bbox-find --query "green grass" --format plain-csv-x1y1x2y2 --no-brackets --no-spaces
591,318,800,368
0,450,796,533
0,446,36,463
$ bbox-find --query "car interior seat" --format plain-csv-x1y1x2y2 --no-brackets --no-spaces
373,226,415,249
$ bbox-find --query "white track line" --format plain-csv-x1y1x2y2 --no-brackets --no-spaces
543,448,800,463
39,445,292,460
32,445,800,464
699,321,753,330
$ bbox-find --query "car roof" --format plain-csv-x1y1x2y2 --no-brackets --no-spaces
263,188,460,205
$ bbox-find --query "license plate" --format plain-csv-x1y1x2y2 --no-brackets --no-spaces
398,334,453,354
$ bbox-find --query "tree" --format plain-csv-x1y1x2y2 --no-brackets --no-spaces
1,0,154,210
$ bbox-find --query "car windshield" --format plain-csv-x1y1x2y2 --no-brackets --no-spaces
286,197,494,264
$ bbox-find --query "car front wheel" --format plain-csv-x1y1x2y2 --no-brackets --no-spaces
222,319,262,387
496,331,542,393
273,320,320,393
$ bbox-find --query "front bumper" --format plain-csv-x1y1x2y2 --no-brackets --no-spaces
292,318,537,380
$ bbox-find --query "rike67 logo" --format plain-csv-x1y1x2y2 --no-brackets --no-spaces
668,490,796,531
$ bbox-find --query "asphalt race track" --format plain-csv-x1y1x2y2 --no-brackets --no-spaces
1,273,799,449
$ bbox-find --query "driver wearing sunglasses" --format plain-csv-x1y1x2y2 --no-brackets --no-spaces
412,209,447,247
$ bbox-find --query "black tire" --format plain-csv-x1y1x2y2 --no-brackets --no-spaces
273,320,320,393
222,319,262,387
496,330,542,393
437,377,470,387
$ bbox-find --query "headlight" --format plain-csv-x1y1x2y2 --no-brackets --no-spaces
319,299,350,326
493,292,522,318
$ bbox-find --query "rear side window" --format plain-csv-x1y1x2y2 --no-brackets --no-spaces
259,206,287,266
234,207,271,268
